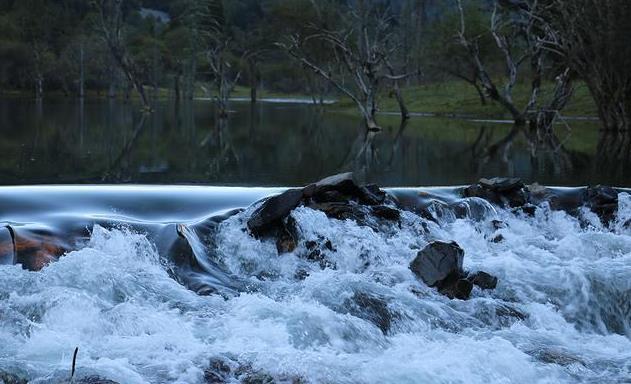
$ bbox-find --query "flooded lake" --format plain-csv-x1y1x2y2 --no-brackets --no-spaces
0,98,628,187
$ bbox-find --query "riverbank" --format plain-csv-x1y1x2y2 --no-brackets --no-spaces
1,80,599,120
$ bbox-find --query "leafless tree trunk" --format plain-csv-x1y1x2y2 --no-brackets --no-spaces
207,40,243,118
277,3,419,130
95,0,150,111
456,0,573,132
79,41,85,98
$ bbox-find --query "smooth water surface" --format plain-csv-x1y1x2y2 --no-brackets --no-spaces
1,98,629,187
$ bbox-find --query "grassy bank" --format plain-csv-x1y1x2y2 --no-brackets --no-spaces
335,80,598,119
2,80,598,119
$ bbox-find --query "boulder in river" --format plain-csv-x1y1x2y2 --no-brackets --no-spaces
345,291,394,334
247,188,304,237
409,241,464,287
585,185,619,224
247,173,390,238
463,177,529,208
467,271,498,290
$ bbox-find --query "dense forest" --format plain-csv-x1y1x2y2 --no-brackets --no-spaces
1,0,630,130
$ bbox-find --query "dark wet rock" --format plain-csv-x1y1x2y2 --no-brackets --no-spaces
241,372,276,384
294,269,309,280
204,357,232,383
0,226,16,265
302,239,336,270
479,177,524,192
512,204,537,216
490,234,504,243
491,219,507,230
0,371,27,384
585,185,619,224
345,292,393,334
530,349,585,367
75,376,120,384
306,201,368,224
495,304,528,321
437,273,473,300
409,241,464,287
464,177,529,208
370,205,401,221
247,188,304,237
467,271,498,290
275,217,299,254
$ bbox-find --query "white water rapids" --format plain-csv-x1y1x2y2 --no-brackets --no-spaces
1,192,630,383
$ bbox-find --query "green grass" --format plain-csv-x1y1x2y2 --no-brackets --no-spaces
2,79,599,119
334,80,598,119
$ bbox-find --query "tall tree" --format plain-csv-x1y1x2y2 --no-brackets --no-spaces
93,0,151,109
537,0,631,131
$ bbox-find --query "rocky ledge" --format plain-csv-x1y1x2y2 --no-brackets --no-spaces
245,173,628,301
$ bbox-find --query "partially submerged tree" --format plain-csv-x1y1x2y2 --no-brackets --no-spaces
277,0,419,129
93,0,151,110
455,0,573,130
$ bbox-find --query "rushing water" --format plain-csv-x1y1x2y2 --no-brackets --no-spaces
1,97,630,187
0,186,629,383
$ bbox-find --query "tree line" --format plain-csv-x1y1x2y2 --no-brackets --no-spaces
0,0,629,131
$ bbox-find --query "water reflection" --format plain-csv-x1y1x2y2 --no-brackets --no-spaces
0,98,628,186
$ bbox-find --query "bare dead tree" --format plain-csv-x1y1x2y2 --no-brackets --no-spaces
94,0,150,110
277,2,419,129
455,0,573,131
206,39,245,118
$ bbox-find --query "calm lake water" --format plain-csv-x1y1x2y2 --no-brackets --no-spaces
0,97,629,187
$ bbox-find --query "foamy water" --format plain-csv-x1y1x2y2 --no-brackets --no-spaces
1,193,630,383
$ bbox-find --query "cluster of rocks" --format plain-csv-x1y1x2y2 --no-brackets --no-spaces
247,172,400,256
463,177,625,225
409,240,497,300
203,357,305,384
245,173,503,300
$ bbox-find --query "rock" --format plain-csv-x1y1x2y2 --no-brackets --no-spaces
307,202,367,222
491,234,504,243
311,173,386,206
0,371,27,384
530,349,585,367
479,177,524,192
464,177,529,208
247,188,304,237
241,373,275,384
586,185,619,224
512,204,537,216
204,357,232,383
437,274,473,300
345,292,393,334
467,271,498,290
370,205,400,221
275,217,299,254
491,219,507,230
409,241,465,287
75,376,120,384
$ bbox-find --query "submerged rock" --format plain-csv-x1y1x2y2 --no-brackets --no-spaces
467,271,498,290
345,292,394,334
409,241,464,287
204,357,232,383
0,371,27,384
75,376,120,384
437,274,473,300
